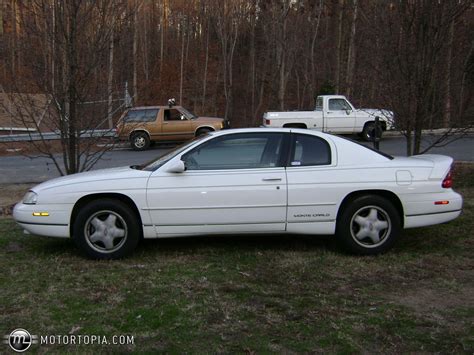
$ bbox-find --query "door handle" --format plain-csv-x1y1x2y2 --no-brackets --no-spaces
262,177,282,181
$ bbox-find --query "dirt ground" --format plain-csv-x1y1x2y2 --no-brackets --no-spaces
0,184,31,215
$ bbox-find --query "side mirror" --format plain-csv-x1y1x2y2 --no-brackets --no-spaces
345,109,351,115
166,160,185,173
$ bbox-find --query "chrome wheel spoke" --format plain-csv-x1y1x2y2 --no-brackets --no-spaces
368,208,378,221
355,228,369,240
374,220,388,231
354,215,366,227
89,231,102,243
368,231,381,244
105,214,117,228
102,236,115,249
112,228,125,238
91,217,103,229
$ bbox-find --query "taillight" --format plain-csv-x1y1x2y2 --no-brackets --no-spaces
265,119,271,125
442,168,453,188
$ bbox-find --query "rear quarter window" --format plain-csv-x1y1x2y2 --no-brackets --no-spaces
290,134,331,166
124,109,159,122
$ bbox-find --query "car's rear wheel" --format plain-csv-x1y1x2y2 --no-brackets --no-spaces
130,132,150,151
336,195,401,255
73,199,140,259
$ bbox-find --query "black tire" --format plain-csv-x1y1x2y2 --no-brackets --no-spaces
336,195,401,255
361,122,383,141
130,132,150,151
73,199,141,259
195,128,212,136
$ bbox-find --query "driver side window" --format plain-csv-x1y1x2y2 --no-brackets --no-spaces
164,109,184,121
329,99,351,111
182,133,284,170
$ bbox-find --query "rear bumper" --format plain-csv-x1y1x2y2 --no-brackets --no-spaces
402,190,463,228
404,209,462,229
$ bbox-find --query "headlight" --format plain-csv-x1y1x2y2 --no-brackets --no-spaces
23,191,38,205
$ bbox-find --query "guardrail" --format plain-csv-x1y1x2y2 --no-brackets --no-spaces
0,129,116,143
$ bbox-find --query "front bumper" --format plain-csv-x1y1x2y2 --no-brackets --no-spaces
13,203,72,238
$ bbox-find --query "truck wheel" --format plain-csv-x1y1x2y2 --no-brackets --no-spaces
362,122,383,141
73,199,141,259
130,132,150,151
336,195,401,255
196,128,212,136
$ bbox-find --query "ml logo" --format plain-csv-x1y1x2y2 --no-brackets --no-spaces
3,329,38,352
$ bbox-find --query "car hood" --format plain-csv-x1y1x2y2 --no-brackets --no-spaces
31,166,151,193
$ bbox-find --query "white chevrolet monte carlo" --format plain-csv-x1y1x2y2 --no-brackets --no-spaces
13,128,463,259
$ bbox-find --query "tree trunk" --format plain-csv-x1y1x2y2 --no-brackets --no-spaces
132,1,139,103
334,0,344,94
160,0,167,76
443,19,454,127
310,0,323,105
179,20,186,104
142,7,149,82
345,0,358,97
201,20,209,112
66,2,78,174
107,21,115,129
459,41,474,118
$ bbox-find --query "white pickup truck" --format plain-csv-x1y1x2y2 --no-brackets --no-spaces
263,95,394,141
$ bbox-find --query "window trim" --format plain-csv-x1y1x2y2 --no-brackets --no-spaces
181,132,288,171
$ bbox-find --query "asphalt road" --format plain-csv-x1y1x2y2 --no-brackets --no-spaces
0,135,472,184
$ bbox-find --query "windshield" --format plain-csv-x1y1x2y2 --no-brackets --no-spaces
140,135,208,171
180,107,197,119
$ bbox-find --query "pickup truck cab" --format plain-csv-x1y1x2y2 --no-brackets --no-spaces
117,104,226,150
263,95,394,141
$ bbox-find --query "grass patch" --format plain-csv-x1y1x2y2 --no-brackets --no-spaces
0,167,473,353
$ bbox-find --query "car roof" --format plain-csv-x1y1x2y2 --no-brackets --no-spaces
208,128,393,163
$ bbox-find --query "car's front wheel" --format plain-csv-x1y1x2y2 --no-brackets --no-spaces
73,199,141,259
336,195,401,255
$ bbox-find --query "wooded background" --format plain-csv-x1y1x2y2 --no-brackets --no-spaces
0,0,473,158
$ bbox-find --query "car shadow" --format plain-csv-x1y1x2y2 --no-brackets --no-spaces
136,233,338,256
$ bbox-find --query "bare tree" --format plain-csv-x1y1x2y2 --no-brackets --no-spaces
373,0,471,155
1,0,129,175
212,0,245,121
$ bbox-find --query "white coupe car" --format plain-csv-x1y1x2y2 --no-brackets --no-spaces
13,128,463,259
